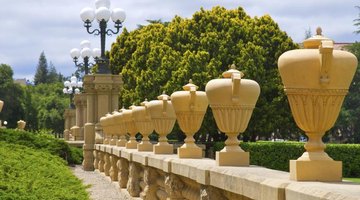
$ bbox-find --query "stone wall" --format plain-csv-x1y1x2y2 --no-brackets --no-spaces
93,144,360,200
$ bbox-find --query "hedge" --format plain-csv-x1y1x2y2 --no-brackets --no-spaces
0,141,89,200
214,141,360,178
0,128,83,165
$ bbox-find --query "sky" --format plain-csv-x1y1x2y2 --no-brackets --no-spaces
0,0,359,81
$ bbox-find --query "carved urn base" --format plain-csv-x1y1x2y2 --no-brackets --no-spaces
154,143,173,154
116,136,127,147
126,140,138,149
178,145,202,158
138,142,153,152
290,160,342,181
216,151,249,166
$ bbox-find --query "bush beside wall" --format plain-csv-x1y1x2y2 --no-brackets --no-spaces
0,141,89,199
0,129,82,165
214,141,360,177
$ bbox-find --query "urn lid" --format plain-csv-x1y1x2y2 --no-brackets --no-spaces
140,99,149,106
303,27,333,49
222,64,244,78
157,92,170,101
182,79,198,91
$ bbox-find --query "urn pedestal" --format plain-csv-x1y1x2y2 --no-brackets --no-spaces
132,100,154,152
171,80,208,158
278,28,358,181
206,65,260,166
148,93,176,154
123,107,138,149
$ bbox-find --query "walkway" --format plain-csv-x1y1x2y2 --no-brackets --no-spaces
71,165,140,200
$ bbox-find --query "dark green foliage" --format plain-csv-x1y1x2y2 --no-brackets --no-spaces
331,42,360,143
110,6,299,141
0,128,82,165
213,141,360,177
26,82,68,133
0,64,25,128
0,141,89,200
34,52,63,85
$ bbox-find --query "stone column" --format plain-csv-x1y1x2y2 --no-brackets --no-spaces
73,93,87,140
82,74,123,171
63,108,75,140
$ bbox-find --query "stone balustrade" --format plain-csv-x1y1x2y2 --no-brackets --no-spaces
92,144,360,200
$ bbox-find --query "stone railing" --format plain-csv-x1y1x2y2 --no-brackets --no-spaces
93,144,360,200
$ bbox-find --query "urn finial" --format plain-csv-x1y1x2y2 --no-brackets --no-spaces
316,27,322,35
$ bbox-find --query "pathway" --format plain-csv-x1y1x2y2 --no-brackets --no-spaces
71,165,141,200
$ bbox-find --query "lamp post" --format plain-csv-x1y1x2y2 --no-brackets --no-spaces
80,0,126,74
63,76,83,109
70,40,101,75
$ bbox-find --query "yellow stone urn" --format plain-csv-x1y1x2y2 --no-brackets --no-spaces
17,120,26,130
147,93,176,154
122,107,139,149
205,64,260,166
278,28,358,181
171,80,208,158
0,100,3,112
132,100,154,151
99,113,111,145
113,109,127,147
108,111,118,146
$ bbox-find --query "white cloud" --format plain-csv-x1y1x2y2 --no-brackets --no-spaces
0,0,358,81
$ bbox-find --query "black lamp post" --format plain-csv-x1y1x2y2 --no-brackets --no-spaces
80,0,126,74
63,76,83,109
70,40,100,75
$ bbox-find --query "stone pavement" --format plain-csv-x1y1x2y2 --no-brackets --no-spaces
71,165,141,200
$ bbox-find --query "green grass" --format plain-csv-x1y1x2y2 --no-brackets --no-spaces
0,141,89,200
344,178,360,183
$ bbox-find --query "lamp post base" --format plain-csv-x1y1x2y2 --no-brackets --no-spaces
290,160,342,181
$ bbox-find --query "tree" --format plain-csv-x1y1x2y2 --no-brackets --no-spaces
0,64,25,128
47,62,60,83
34,52,49,85
354,6,360,34
110,7,299,142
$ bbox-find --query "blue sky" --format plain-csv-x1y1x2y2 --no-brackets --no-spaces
0,0,358,81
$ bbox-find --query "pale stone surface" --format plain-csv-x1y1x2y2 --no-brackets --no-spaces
71,165,140,200
91,144,360,200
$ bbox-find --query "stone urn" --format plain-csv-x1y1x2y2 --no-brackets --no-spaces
122,107,139,149
205,64,260,166
132,100,154,151
108,111,118,146
0,100,3,112
17,120,26,130
99,113,111,144
147,93,176,154
278,28,358,181
113,108,127,147
171,80,208,158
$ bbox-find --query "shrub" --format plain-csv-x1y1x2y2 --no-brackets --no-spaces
0,129,82,165
0,141,89,199
214,141,360,177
